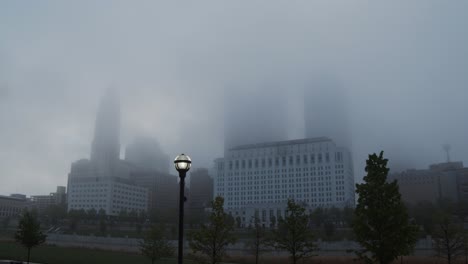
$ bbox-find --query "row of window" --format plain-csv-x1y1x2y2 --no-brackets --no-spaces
227,152,345,170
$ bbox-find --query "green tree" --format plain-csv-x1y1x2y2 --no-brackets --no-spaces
188,196,236,264
14,210,47,264
139,225,174,264
353,151,418,264
269,199,317,264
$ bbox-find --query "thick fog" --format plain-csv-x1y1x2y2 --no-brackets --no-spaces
1,1,467,195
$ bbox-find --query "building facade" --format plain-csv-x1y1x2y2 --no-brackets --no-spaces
214,137,354,227
0,195,30,218
187,168,214,225
67,176,147,216
389,161,468,205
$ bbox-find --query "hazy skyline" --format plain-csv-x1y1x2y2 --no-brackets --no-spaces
1,1,467,195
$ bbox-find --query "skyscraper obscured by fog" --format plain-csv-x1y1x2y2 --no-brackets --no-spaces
224,87,288,149
90,89,121,177
67,89,177,216
304,77,351,149
125,137,170,173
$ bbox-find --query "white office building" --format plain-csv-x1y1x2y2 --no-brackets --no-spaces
214,137,354,227
67,176,148,216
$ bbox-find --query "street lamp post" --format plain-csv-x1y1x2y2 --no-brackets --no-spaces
174,153,191,264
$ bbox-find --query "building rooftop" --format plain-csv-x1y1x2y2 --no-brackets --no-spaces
229,137,332,151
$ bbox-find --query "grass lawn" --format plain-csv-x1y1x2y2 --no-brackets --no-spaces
0,241,183,264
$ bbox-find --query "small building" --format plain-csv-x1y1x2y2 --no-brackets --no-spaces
0,195,30,218
67,176,148,216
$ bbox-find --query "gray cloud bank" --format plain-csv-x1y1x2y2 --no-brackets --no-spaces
0,1,467,194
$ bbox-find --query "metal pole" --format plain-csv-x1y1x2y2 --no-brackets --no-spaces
178,171,186,264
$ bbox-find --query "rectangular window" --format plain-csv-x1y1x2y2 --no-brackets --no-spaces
235,160,239,169
262,159,266,168
303,155,308,164
241,160,245,169
275,158,279,166
311,154,315,164
255,159,259,168
268,158,272,167
248,160,252,168
289,156,293,166
325,153,330,163
318,154,322,163
229,161,233,170
296,155,300,165
282,157,287,166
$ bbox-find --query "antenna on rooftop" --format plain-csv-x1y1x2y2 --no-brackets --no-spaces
443,144,451,163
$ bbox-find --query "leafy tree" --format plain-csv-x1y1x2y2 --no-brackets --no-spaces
245,216,268,264
353,151,418,264
432,214,465,264
139,225,174,264
15,210,47,264
269,199,317,264
188,196,236,264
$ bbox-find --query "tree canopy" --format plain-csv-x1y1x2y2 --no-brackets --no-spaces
353,151,418,264
269,199,317,264
15,210,47,264
188,196,236,264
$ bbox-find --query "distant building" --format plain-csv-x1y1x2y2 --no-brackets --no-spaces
388,161,465,205
214,137,354,227
304,77,351,149
31,186,67,212
188,168,214,225
67,176,147,216
130,171,178,216
67,90,173,216
0,195,29,218
125,137,170,174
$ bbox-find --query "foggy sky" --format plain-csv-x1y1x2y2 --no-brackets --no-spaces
1,1,468,195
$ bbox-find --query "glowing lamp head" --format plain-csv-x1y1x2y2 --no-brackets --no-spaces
174,153,192,172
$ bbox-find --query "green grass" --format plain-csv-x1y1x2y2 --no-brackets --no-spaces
0,241,185,264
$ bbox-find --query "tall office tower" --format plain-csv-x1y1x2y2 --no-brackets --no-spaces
304,77,351,149
125,137,170,173
224,87,288,150
188,168,214,225
213,137,354,227
90,89,121,177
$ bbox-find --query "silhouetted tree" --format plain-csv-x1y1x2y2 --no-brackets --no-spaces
245,216,268,264
269,199,317,264
353,151,418,264
139,225,174,264
189,196,236,264
15,210,47,264
433,213,465,264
